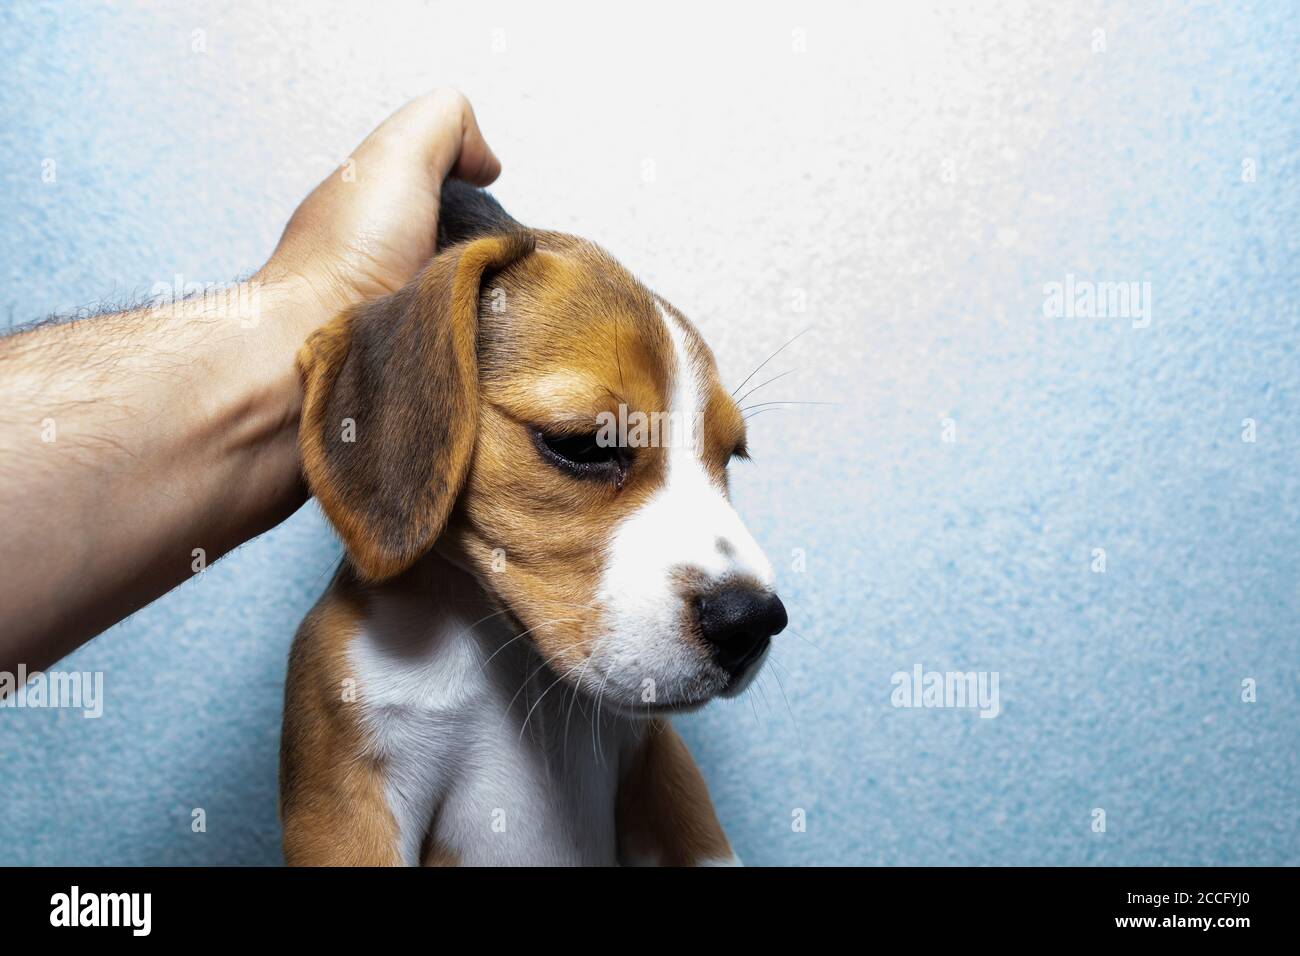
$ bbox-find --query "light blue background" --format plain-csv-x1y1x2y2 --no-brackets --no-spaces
2,0,1297,865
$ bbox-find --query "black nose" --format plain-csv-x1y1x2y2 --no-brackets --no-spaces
696,586,787,677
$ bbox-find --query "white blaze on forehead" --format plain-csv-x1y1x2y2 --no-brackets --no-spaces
589,301,774,706
653,303,773,583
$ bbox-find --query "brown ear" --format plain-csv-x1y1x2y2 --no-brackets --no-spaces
297,231,534,581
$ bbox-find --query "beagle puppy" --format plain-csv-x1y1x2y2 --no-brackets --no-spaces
279,181,787,866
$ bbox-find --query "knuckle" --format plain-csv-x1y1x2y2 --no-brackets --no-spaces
426,87,470,116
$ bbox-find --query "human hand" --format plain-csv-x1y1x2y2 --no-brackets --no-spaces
259,88,502,334
0,90,501,672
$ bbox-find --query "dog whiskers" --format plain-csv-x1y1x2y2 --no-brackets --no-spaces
501,659,549,739
739,399,837,413
754,672,771,714
561,653,595,771
766,655,803,751
785,628,823,652
730,327,811,398
475,601,598,673
734,367,798,408
518,657,589,742
494,617,588,734
591,671,612,764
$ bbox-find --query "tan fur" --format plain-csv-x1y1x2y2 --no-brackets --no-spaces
616,721,733,865
282,224,747,866
298,232,535,583
420,835,461,867
656,296,747,486
443,238,684,673
279,566,401,866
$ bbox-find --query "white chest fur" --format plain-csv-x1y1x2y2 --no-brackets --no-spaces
346,567,635,866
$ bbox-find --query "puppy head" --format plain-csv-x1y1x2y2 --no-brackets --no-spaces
300,220,785,714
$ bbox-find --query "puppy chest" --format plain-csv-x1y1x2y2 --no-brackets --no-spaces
431,741,623,866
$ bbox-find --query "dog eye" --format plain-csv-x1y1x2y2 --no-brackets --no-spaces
532,428,629,484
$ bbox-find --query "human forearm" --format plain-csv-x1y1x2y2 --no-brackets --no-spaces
0,278,314,671
0,88,501,673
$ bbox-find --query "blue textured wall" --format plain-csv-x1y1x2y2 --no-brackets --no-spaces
2,1,1297,865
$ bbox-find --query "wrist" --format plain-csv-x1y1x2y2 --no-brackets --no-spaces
255,255,353,339
197,273,327,531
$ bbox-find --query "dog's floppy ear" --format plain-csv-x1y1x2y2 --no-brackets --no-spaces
298,231,535,582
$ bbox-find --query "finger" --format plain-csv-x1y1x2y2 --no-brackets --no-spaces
449,98,502,186
356,90,500,187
